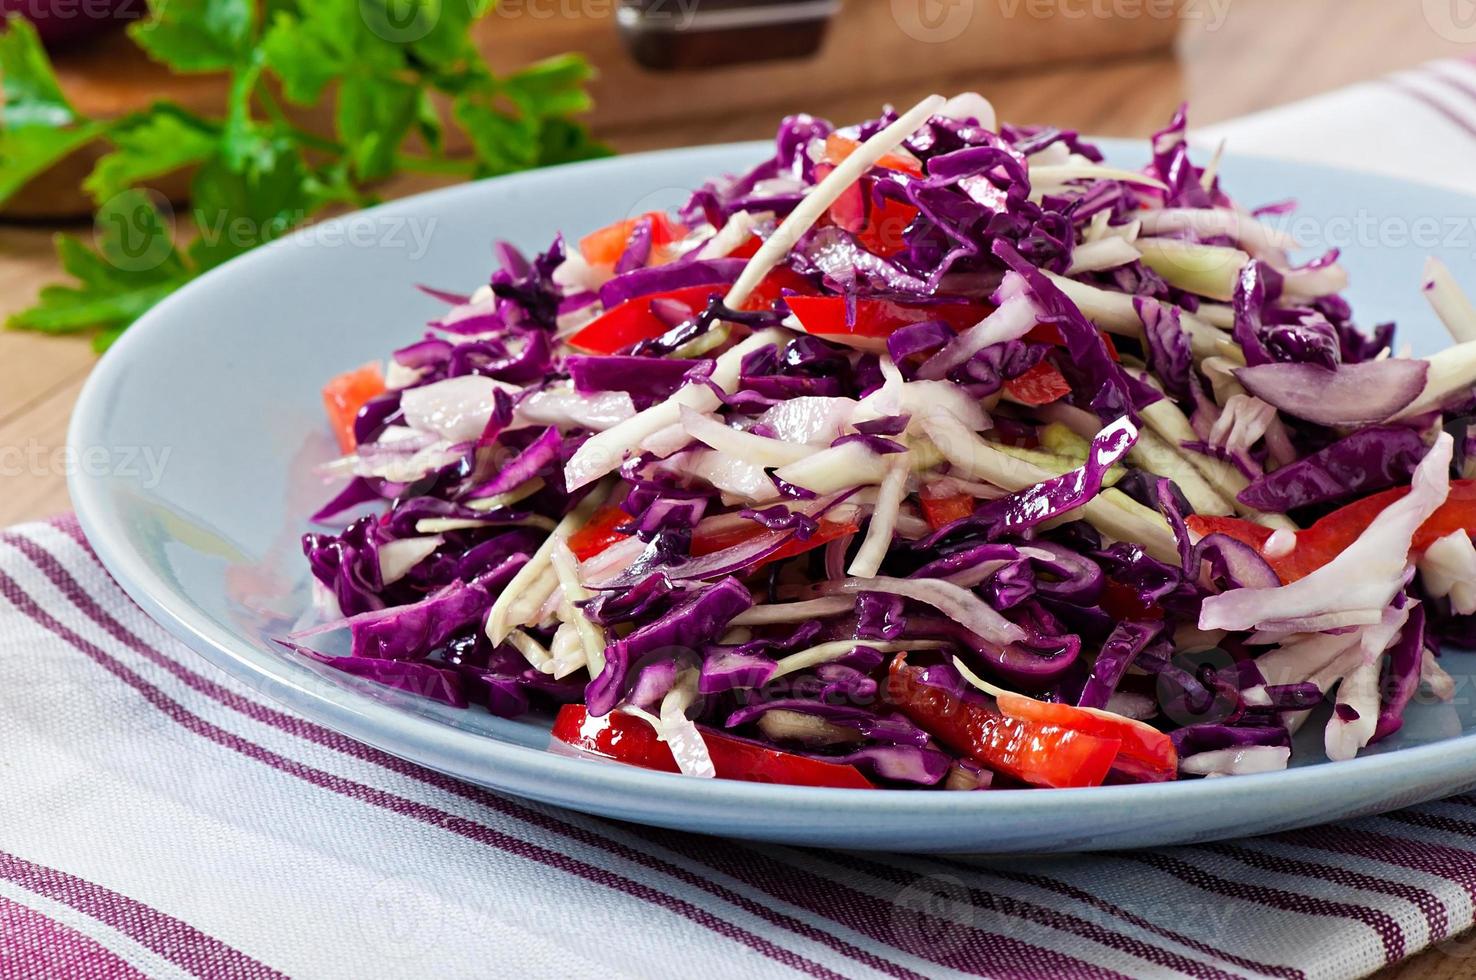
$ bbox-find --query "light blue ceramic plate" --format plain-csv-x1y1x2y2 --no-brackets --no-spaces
69,139,1476,853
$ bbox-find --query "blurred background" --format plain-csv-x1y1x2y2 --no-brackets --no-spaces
0,0,1470,522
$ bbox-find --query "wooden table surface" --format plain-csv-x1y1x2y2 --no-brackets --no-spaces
2,1,1473,974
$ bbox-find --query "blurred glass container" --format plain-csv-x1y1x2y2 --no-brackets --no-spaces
616,0,841,70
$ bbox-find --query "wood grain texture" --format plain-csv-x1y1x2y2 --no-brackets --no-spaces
1,6,1473,971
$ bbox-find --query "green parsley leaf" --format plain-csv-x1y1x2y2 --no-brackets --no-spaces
128,0,258,73
82,104,220,204
502,55,596,119
0,123,102,205
9,0,607,346
187,141,315,271
452,94,539,176
337,75,421,181
1,15,78,127
0,17,103,206
8,191,191,348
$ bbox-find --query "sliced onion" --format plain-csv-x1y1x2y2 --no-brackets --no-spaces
1234,359,1428,426
815,575,1026,647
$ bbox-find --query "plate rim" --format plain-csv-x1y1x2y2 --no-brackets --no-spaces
66,137,1476,849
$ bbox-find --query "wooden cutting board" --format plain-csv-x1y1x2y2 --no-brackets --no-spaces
10,2,1182,218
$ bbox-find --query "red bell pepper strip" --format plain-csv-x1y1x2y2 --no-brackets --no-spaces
815,159,920,258
580,211,687,266
566,284,722,355
855,194,920,258
691,518,859,572
823,133,925,178
884,656,1121,789
1025,322,1121,362
1187,479,1476,584
322,362,386,453
992,691,1177,783
568,270,822,355
551,705,875,789
785,295,991,339
567,504,633,561
919,493,975,531
748,266,822,310
1003,360,1072,406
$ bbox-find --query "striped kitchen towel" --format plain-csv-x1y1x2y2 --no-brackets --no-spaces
1196,58,1476,195
16,63,1476,980
5,513,1476,980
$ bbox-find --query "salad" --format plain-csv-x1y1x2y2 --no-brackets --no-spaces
291,93,1476,791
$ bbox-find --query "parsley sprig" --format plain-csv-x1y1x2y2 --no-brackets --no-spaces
0,1,607,349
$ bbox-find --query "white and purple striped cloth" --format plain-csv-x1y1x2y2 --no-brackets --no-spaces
14,64,1476,979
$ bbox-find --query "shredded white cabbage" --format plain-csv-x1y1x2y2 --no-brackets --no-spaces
564,327,791,490
1135,238,1249,302
723,93,946,310
921,414,1180,563
769,640,947,681
658,669,715,779
1179,746,1290,777
375,535,442,586
679,406,813,467
774,440,890,494
848,454,910,577
1065,236,1141,275
729,596,856,627
508,628,554,672
1136,207,1298,260
400,375,516,443
1422,256,1476,344
1420,529,1476,615
916,283,1036,380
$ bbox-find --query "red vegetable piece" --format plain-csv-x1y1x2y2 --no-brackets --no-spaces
884,656,1121,789
322,362,386,453
551,705,874,788
1003,360,1072,406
